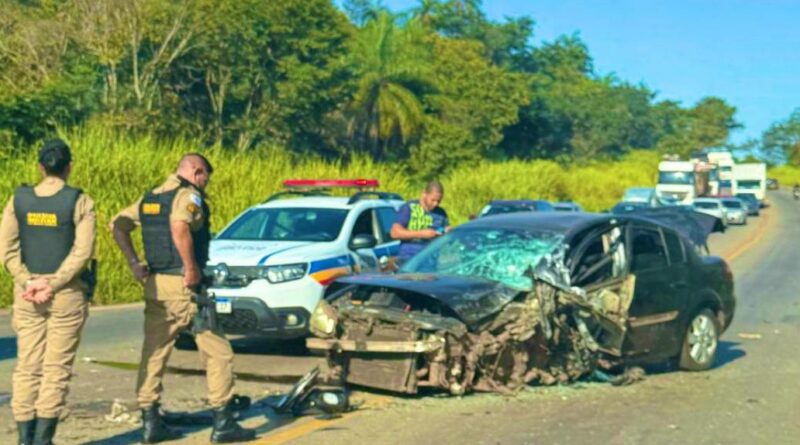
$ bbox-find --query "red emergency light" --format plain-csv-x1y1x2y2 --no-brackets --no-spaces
283,179,380,189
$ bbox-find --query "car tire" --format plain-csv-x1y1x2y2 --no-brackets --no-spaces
175,331,198,351
678,309,720,371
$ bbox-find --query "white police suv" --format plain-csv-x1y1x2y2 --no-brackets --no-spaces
205,179,403,339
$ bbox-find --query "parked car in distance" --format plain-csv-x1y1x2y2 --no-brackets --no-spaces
766,178,779,190
735,193,760,216
477,199,554,218
611,201,652,214
720,198,747,225
623,187,659,206
692,198,728,227
553,201,583,212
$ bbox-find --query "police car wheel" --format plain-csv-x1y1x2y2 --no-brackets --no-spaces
175,332,197,350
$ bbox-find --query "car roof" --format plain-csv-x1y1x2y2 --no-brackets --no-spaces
693,197,720,202
251,196,403,210
462,212,612,237
488,199,550,205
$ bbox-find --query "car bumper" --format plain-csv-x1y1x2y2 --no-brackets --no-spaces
726,213,746,224
214,296,311,338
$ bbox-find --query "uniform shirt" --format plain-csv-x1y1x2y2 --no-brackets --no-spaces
111,174,206,300
394,200,449,262
0,176,96,293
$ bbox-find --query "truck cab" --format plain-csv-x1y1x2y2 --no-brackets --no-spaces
656,161,706,205
732,163,767,202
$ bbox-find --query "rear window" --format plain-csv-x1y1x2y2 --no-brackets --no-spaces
218,208,348,242
664,231,686,264
693,201,719,209
722,200,742,209
631,227,668,271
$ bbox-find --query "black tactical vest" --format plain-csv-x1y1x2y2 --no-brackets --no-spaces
14,184,82,274
140,179,210,274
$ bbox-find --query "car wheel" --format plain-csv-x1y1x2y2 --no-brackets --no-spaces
175,331,198,350
679,309,719,371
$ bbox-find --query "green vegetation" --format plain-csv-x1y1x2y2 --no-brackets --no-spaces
0,126,658,307
0,0,755,306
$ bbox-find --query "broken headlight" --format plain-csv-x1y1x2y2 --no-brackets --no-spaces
260,263,308,283
309,300,338,338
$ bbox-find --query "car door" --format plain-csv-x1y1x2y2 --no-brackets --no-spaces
349,207,381,272
624,225,685,359
374,206,401,272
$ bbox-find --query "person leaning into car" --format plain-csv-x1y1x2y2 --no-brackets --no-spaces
110,153,255,444
0,139,96,445
391,180,450,265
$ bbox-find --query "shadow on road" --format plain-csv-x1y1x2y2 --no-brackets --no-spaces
714,340,746,369
82,396,301,445
0,336,17,361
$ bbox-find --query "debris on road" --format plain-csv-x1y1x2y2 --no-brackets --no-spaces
273,367,353,417
737,333,763,340
104,399,139,425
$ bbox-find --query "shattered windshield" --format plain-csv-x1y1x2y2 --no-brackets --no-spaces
400,227,564,290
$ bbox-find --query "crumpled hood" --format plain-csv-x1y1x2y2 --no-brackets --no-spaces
334,273,522,328
209,240,339,266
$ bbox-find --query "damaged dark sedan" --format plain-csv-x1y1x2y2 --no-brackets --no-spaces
306,212,735,395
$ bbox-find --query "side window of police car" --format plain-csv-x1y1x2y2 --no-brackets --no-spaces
663,230,686,265
351,209,377,241
630,227,668,272
375,207,397,243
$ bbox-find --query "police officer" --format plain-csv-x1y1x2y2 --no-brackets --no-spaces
0,139,96,445
111,153,255,444
391,180,450,265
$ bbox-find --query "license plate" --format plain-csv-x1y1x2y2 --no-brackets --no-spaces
215,297,232,314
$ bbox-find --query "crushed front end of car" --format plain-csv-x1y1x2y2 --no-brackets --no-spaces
306,251,636,395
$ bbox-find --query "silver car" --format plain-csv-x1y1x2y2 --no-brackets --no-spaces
693,198,728,227
720,198,748,225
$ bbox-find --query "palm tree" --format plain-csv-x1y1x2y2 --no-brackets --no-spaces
348,12,437,161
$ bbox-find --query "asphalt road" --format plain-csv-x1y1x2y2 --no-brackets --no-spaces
0,192,789,444
289,191,800,445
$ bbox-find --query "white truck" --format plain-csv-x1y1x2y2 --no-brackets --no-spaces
732,163,767,202
656,160,710,205
707,151,735,195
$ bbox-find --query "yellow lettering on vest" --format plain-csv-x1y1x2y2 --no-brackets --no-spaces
26,212,58,227
143,203,161,215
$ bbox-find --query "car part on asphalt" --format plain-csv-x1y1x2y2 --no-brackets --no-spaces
274,367,353,417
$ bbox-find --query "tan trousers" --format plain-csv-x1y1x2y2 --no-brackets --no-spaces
11,287,88,421
136,299,235,408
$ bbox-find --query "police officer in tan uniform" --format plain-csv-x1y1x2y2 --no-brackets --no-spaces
0,139,96,445
111,153,255,444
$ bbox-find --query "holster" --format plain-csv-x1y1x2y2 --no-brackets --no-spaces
80,259,98,299
190,277,219,334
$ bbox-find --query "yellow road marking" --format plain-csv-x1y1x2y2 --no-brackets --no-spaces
723,210,773,262
254,394,393,445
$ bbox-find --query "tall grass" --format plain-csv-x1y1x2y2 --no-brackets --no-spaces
0,125,659,307
766,166,800,188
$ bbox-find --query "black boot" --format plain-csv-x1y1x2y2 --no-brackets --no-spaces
210,400,256,443
142,404,183,444
17,419,35,445
31,417,57,445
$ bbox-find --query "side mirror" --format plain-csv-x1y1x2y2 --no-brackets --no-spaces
350,234,377,250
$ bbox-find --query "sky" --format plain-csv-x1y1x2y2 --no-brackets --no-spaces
371,0,800,144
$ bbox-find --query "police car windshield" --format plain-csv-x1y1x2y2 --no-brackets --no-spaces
218,208,348,242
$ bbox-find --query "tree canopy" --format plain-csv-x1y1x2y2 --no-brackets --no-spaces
0,0,745,169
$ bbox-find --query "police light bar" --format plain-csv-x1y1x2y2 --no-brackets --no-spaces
283,179,380,189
